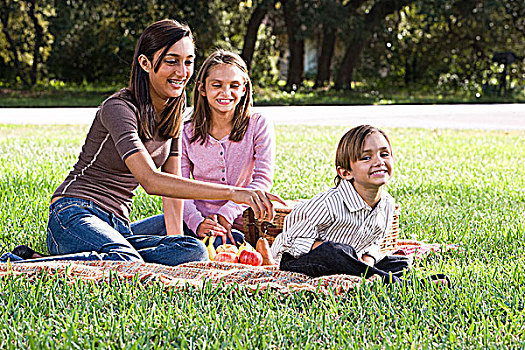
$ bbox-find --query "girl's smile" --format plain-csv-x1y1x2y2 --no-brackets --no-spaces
217,98,234,105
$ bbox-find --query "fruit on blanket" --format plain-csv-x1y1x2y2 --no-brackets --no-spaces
256,237,276,266
208,246,216,261
216,244,238,254
239,249,263,266
214,252,239,263
236,241,255,256
202,236,216,261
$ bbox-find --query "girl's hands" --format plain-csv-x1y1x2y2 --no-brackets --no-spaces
217,215,236,246
231,189,285,221
196,215,227,239
196,215,236,246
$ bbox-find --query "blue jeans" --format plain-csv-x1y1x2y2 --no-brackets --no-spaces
141,214,245,249
1,197,208,265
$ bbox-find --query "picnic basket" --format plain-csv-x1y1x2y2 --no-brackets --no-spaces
242,201,401,253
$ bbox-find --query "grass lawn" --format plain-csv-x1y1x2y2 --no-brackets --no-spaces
1,84,523,107
0,87,117,107
1,124,524,348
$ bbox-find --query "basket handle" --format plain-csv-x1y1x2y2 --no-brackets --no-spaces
260,221,276,238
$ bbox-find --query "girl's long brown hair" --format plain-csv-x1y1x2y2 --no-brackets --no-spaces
190,50,253,144
127,19,193,140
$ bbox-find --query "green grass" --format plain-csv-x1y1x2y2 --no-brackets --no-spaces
253,86,525,106
0,85,119,107
1,83,523,107
1,124,525,349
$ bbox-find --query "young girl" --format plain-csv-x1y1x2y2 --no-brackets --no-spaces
181,50,275,248
271,125,410,283
2,20,282,265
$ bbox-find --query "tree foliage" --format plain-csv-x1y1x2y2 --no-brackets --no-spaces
0,0,54,86
0,0,522,96
362,0,524,94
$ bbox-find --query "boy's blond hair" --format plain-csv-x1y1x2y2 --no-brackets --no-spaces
334,125,393,186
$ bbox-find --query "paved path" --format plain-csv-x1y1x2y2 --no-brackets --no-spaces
0,104,523,130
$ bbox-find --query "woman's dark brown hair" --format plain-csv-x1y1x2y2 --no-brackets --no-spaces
190,49,253,144
334,125,393,186
127,19,193,140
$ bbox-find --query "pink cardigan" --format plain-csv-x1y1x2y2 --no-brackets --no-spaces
181,113,275,233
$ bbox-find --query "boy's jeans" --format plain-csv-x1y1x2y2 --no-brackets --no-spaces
1,197,208,265
280,241,409,284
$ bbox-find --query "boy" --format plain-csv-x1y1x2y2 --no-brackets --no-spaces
272,125,409,283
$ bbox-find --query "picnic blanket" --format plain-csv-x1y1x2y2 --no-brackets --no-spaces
0,260,381,295
0,241,458,295
390,240,461,260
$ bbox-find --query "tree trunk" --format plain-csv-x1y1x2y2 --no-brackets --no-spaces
404,52,410,86
411,54,417,84
241,0,271,71
27,0,43,86
334,38,368,90
0,1,28,85
281,0,304,89
334,0,414,90
314,25,336,88
287,39,304,89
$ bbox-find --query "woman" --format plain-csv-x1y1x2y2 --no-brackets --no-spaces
3,19,281,266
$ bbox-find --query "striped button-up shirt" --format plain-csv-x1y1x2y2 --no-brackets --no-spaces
271,180,395,263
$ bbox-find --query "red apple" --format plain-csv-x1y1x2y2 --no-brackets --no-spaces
214,252,239,263
239,250,263,266
237,241,255,257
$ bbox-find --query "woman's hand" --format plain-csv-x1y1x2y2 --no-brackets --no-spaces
231,189,285,221
196,215,227,239
125,152,285,221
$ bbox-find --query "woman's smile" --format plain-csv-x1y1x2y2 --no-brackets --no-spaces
167,78,186,87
